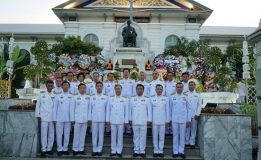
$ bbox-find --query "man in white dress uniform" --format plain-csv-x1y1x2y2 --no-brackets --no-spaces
53,81,74,156
185,81,202,148
88,81,109,156
129,84,152,158
35,80,56,157
150,84,170,158
169,82,191,159
106,84,129,157
71,83,90,155
149,71,165,97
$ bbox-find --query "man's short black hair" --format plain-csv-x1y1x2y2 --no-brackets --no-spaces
176,82,183,87
123,68,130,72
136,84,144,90
62,81,70,87
67,72,73,75
93,72,100,76
156,84,163,89
77,73,85,79
182,72,189,76
167,72,174,75
46,80,54,86
78,83,86,89
107,73,114,77
56,77,62,80
114,84,122,89
96,81,103,87
189,81,196,85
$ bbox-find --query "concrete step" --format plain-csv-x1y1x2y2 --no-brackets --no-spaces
43,154,203,160
85,134,175,145
82,145,200,156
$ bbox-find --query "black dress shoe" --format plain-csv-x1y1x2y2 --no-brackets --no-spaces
185,144,190,148
133,153,138,157
97,152,103,156
190,145,196,149
57,151,63,156
63,151,69,155
117,153,122,158
173,154,178,158
46,150,53,155
140,153,146,158
73,151,78,156
92,152,97,156
179,153,186,159
105,131,111,135
79,151,86,155
110,153,116,157
159,153,164,158
40,151,47,157
153,153,158,157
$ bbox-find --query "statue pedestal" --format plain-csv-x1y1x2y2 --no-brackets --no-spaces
114,47,145,71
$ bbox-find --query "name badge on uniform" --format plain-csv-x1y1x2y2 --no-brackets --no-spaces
107,85,110,87
60,101,63,104
51,97,55,99
77,102,81,106
61,96,64,99
162,99,166,101
141,99,145,102
153,99,156,102
85,97,89,100
120,100,124,102
42,95,46,98
93,97,96,100
101,98,105,100
77,97,81,100
173,98,176,100
134,98,137,101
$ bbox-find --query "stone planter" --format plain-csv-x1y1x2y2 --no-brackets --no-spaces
0,99,33,110
0,110,39,157
198,113,252,160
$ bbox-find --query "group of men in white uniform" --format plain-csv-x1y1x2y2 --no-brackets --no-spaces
35,69,202,159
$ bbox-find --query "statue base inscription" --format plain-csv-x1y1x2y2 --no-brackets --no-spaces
114,48,145,71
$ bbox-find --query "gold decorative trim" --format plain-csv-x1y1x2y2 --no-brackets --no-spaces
93,0,172,7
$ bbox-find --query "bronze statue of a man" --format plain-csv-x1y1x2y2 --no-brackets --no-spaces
122,20,137,47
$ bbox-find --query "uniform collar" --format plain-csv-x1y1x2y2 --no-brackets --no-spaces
63,91,69,95
156,94,162,97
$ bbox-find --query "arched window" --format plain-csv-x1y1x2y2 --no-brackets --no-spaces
83,34,99,46
165,35,179,48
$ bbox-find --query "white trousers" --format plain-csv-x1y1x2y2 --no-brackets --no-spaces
92,122,105,152
185,118,198,145
56,122,71,152
41,121,54,152
73,123,88,152
172,123,186,154
132,125,147,154
152,124,165,154
111,124,124,154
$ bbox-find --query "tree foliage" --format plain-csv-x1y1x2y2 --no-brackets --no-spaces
51,36,102,56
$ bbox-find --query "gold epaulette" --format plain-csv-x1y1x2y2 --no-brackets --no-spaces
183,93,188,96
170,92,176,96
40,91,46,93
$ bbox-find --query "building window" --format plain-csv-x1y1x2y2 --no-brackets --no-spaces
165,35,179,48
83,34,99,46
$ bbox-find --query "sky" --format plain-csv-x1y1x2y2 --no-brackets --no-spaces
0,0,260,27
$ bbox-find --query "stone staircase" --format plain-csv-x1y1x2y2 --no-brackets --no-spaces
43,132,203,160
